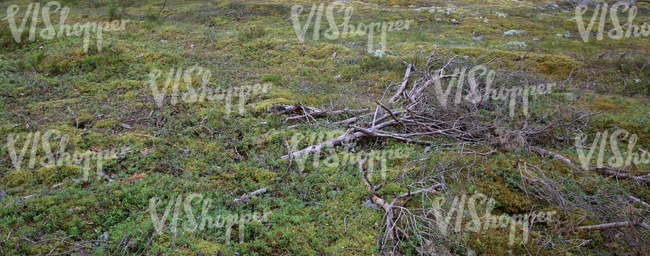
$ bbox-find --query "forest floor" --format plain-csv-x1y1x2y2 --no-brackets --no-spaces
1,0,650,255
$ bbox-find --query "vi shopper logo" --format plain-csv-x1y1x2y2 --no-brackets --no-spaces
431,64,555,117
574,1,649,42
5,130,129,181
149,193,271,244
147,65,271,116
575,128,650,170
2,1,130,53
290,2,414,54
288,130,412,181
430,192,556,246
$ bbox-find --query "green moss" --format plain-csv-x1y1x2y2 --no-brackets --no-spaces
534,54,579,76
34,165,82,186
95,118,119,128
3,170,33,187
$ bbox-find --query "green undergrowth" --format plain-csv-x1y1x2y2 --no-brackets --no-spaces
0,0,649,255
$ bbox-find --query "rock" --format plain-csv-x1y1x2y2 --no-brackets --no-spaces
561,0,597,7
504,30,526,36
472,36,483,42
541,1,560,10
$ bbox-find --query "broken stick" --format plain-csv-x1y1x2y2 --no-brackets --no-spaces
234,187,268,204
578,221,650,231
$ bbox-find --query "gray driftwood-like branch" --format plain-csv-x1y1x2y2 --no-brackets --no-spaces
578,221,650,231
233,187,267,204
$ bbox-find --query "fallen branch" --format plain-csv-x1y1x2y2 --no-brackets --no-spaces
267,104,303,115
593,167,650,185
530,146,573,166
284,108,369,123
357,158,443,250
389,62,412,103
5,183,62,207
578,221,650,231
234,187,267,204
394,184,442,201
351,125,434,146
628,195,650,209
281,130,365,160
376,101,408,131
157,0,167,16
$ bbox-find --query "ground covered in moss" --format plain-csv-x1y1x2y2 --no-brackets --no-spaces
1,0,649,255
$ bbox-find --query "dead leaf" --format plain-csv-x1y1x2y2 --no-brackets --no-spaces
123,173,146,184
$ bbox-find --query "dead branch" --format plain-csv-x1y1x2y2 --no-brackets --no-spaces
578,221,650,231
268,50,601,252
267,104,303,115
376,101,409,131
234,187,267,204
394,184,442,201
284,108,369,123
628,195,650,209
281,130,365,160
389,62,412,103
351,125,434,146
157,0,167,16
593,167,650,185
357,157,442,250
278,50,595,165
530,146,573,166
5,183,62,207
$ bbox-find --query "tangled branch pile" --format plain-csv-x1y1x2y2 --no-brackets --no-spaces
268,49,614,254
276,48,596,157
